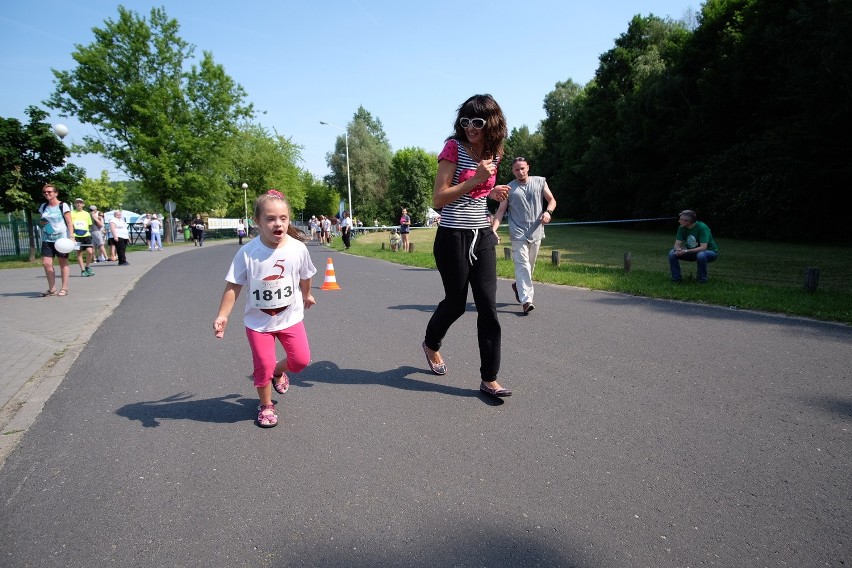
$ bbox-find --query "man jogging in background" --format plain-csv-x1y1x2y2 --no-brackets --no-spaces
492,157,557,314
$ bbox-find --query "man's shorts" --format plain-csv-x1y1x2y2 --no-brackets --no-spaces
41,241,69,259
77,236,93,249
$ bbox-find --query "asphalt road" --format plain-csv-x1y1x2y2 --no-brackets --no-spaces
1,240,849,567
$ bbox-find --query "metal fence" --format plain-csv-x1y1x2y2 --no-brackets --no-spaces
0,220,40,257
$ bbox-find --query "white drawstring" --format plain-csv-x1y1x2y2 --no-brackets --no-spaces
468,229,479,265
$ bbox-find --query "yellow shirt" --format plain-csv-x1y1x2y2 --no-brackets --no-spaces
70,210,93,237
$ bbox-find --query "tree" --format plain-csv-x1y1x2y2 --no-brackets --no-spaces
387,148,437,225
76,171,126,212
46,6,253,216
325,106,392,222
303,171,340,218
228,123,304,221
0,106,85,260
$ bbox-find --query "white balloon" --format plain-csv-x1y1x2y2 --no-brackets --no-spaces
53,124,69,139
54,237,75,254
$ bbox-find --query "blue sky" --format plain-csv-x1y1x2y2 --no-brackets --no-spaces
1,0,699,181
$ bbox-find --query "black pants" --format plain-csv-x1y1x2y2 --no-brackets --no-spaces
342,228,351,249
112,237,128,264
425,226,501,381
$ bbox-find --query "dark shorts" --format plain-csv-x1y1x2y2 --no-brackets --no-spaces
77,236,93,249
41,241,69,259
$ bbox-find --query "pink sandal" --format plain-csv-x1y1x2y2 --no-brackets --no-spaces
272,373,289,394
257,404,278,428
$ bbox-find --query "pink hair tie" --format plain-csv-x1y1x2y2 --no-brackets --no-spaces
266,189,284,198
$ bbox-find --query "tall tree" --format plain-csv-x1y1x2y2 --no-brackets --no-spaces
0,106,85,260
46,6,253,215
325,106,392,222
387,148,437,226
303,171,340,219
76,170,126,211
227,123,304,220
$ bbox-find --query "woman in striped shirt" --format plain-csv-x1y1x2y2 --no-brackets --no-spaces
421,94,513,399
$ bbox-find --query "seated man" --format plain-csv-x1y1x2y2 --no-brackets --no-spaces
389,228,402,252
668,209,719,283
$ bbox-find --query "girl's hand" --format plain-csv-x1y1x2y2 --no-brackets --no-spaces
213,316,228,338
303,294,316,310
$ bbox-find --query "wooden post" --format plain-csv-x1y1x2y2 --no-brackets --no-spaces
409,243,415,253
804,267,820,292
381,242,385,250
624,252,632,272
504,247,512,260
551,250,560,266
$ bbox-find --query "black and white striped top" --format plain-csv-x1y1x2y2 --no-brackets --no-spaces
436,139,500,229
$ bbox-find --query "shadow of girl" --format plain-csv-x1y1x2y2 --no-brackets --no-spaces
116,392,256,427
117,362,501,428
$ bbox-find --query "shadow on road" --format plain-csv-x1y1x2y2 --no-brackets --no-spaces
298,361,504,405
115,392,256,427
115,362,504,428
388,302,525,316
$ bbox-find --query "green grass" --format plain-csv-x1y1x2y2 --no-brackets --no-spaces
330,225,852,325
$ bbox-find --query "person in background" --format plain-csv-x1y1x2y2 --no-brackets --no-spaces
143,213,152,249
491,157,557,314
109,210,130,265
422,93,512,399
71,198,95,277
389,228,401,252
192,214,205,247
149,213,163,251
309,216,318,242
668,209,719,283
89,205,107,262
399,207,411,252
321,215,332,245
37,184,74,297
237,219,247,245
340,210,352,249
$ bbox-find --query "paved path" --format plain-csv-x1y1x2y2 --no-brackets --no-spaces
0,240,849,567
0,241,225,463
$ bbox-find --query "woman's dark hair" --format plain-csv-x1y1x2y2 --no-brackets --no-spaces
448,94,507,159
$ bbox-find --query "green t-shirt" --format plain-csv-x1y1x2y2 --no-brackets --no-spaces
676,221,718,252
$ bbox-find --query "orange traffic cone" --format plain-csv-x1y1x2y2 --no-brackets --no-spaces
320,257,341,290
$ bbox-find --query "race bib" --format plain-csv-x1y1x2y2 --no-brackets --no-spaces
250,275,295,312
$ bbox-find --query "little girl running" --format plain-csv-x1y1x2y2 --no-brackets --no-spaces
213,190,317,428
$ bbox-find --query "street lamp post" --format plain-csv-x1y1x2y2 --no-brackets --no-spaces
241,183,248,225
319,121,353,223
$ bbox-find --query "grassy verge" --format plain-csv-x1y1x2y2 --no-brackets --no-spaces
327,224,852,325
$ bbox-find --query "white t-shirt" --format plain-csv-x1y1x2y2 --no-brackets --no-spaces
110,217,129,239
225,236,317,332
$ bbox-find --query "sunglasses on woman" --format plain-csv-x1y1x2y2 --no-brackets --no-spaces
459,117,486,130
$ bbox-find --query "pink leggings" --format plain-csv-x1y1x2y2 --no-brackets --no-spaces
245,321,311,388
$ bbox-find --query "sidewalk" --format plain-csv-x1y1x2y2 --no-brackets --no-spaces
0,241,227,464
